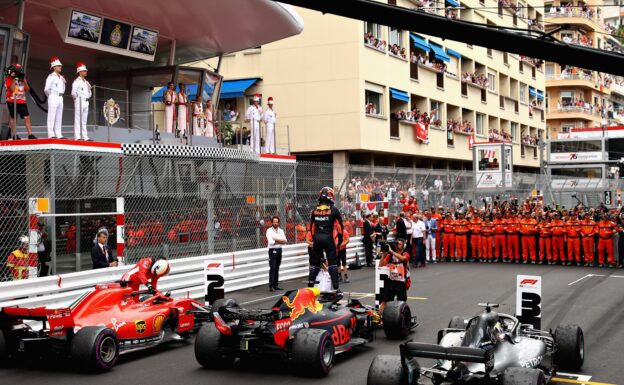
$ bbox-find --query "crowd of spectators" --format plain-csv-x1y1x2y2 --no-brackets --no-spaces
411,52,448,73
527,18,544,31
519,56,543,69
560,66,593,80
562,33,593,48
447,119,473,134
461,72,489,88
521,133,540,146
548,3,599,21
530,99,544,109
488,128,513,142
389,44,407,59
364,32,387,52
498,0,521,15
556,98,603,116
445,7,459,20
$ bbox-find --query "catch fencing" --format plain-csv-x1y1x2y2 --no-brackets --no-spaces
0,146,618,282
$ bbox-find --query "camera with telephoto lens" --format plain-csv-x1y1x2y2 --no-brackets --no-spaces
379,240,396,253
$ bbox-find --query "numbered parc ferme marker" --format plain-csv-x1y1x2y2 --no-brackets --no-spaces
204,261,225,305
516,275,542,329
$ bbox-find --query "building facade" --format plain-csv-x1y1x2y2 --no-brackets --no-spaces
545,0,624,137
202,1,545,175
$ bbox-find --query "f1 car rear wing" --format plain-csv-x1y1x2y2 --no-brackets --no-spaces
2,306,72,321
400,342,493,365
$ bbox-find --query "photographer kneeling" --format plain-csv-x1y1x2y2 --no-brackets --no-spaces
378,238,409,312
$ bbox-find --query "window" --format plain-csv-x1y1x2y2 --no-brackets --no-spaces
365,81,384,116
560,91,573,106
488,73,496,92
511,122,519,142
519,83,526,102
430,100,442,125
550,140,602,153
365,22,381,38
389,27,402,48
503,52,509,65
476,113,485,135
519,60,524,73
545,64,555,77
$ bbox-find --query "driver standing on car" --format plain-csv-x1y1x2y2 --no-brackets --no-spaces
378,238,409,312
309,187,344,290
121,256,170,292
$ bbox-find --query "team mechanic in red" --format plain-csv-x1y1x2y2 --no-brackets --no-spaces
121,256,171,292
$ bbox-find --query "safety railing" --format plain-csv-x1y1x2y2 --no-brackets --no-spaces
0,241,364,309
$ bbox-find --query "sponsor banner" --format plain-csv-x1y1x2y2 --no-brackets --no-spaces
204,261,224,305
550,178,605,189
549,151,603,162
476,172,512,189
516,275,541,329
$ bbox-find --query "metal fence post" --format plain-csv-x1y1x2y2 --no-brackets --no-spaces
49,153,57,275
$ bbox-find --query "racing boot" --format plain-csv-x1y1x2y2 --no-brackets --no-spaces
328,264,340,290
308,266,321,287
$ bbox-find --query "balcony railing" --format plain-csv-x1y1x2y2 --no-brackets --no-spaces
546,73,595,82
549,106,601,116
546,9,596,23
611,83,624,96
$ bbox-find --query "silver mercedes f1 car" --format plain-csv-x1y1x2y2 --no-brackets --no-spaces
367,303,583,385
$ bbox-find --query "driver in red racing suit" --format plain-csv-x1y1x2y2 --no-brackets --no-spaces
309,187,344,290
121,257,170,292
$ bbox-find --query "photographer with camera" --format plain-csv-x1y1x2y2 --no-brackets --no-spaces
4,64,36,140
378,238,409,312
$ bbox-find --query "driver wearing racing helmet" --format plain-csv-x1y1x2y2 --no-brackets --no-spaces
121,256,170,292
308,187,344,290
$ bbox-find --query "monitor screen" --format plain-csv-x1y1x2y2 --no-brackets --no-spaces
68,10,102,43
100,18,131,49
129,26,158,56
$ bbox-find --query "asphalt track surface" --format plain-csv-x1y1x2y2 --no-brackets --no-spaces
3,262,623,384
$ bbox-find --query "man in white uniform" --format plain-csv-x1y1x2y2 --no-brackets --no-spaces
192,94,205,135
245,93,262,153
71,62,91,141
163,82,176,133
44,56,66,139
263,96,276,153
176,83,188,138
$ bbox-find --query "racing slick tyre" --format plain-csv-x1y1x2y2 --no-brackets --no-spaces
70,326,119,372
554,324,584,371
501,368,546,385
212,298,238,313
448,316,468,330
291,328,335,377
0,329,9,364
194,324,235,369
383,301,412,339
367,354,411,385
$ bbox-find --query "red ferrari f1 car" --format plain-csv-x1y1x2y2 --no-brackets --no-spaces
0,281,207,371
194,287,418,377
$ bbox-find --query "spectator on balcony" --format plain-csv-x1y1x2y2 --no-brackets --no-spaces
365,102,378,115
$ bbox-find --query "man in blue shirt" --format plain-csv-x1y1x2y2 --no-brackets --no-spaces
424,210,438,263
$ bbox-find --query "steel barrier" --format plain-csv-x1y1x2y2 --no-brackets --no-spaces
0,241,364,309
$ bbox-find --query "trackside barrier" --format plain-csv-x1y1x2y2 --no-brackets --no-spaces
0,241,364,309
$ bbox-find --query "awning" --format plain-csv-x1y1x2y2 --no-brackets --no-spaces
429,43,451,62
151,84,200,102
409,33,430,52
389,88,410,102
446,48,462,58
220,78,261,99
446,0,460,7
529,87,537,97
537,90,544,100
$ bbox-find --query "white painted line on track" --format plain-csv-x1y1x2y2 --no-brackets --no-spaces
568,274,593,286
569,273,624,286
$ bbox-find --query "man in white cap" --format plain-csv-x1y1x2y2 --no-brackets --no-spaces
44,56,66,139
245,93,262,153
263,96,276,153
71,62,92,141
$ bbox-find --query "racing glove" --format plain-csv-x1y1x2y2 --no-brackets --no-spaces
146,283,155,294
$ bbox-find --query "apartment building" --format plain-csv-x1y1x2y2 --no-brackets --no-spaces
202,0,545,175
545,0,624,136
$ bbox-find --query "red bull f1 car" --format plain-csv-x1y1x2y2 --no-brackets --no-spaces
367,303,584,385
194,287,418,377
0,282,208,371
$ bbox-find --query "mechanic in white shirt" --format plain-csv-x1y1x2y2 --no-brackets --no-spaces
411,213,427,267
266,216,287,292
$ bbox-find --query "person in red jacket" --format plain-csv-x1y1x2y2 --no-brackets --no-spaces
519,212,538,263
537,216,552,264
402,196,418,213
481,216,494,261
454,212,470,262
7,236,38,280
492,212,507,262
442,213,456,262
597,215,616,267
549,212,566,264
121,257,170,291
564,212,582,266
65,223,77,254
579,212,597,267
505,212,521,263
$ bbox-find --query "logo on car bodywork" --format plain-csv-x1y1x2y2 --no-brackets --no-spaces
135,320,147,334
282,288,323,321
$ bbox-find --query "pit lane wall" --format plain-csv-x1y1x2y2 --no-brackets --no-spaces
0,241,364,309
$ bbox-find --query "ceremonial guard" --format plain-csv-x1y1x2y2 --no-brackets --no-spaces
71,62,91,141
192,94,205,135
205,100,214,137
263,96,276,153
44,56,66,139
246,93,263,153
163,82,176,133
176,83,188,138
